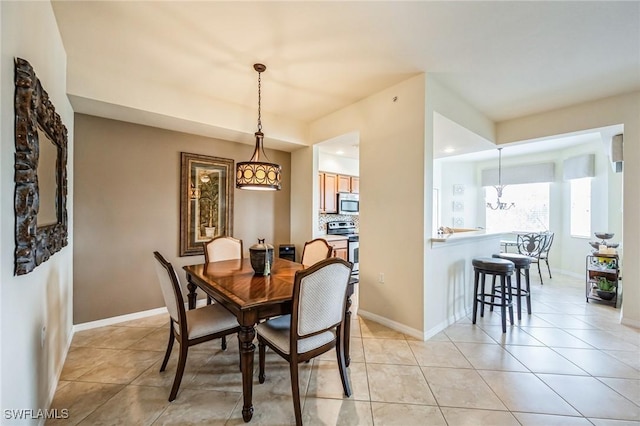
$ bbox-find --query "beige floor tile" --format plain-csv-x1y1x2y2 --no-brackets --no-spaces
604,350,640,371
371,402,446,425
71,325,157,349
226,388,298,425
408,340,473,368
359,318,406,339
152,388,241,425
426,331,452,342
246,352,313,398
589,419,640,426
534,313,598,330
538,374,640,421
598,377,640,406
59,347,121,380
127,328,171,352
47,381,124,425
75,349,160,384
480,325,546,346
513,412,593,425
479,370,580,416
552,347,640,379
521,327,595,348
77,385,170,425
440,407,520,426
454,342,528,372
445,324,495,343
422,367,507,411
565,329,639,351
307,360,369,401
186,350,246,393
367,364,436,405
503,345,588,375
132,350,214,390
118,313,170,328
362,338,417,365
303,398,373,425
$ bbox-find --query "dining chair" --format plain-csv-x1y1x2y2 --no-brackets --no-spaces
256,257,353,426
516,232,547,284
539,231,554,279
300,238,332,267
203,236,243,349
153,251,240,402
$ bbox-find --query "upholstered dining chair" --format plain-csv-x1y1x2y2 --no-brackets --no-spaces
203,236,243,348
516,232,548,284
300,238,332,267
256,257,353,426
153,251,240,402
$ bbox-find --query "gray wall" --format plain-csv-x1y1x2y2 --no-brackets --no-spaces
74,114,291,324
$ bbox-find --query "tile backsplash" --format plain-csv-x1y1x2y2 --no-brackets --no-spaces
318,214,359,233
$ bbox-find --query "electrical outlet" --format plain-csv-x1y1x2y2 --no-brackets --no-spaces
41,325,46,348
378,273,385,283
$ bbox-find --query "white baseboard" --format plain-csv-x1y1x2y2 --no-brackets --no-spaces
357,309,424,340
73,299,207,333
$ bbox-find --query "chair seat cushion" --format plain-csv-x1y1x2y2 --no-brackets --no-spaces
256,314,336,355
492,253,533,268
472,257,515,273
176,303,239,340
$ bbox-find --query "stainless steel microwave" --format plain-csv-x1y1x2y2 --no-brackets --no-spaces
338,192,359,215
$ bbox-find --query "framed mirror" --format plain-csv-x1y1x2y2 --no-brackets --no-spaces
179,152,234,256
14,58,68,275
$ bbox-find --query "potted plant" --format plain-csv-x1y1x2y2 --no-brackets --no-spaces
596,276,617,300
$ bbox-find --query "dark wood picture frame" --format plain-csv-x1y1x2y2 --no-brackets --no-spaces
180,152,234,256
14,57,68,275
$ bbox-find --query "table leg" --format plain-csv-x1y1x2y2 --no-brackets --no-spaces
344,296,352,367
186,274,197,310
239,325,256,422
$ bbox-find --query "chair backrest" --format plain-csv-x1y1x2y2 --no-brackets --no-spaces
204,236,243,264
291,257,353,341
300,238,332,267
516,233,546,258
153,251,186,329
540,232,554,258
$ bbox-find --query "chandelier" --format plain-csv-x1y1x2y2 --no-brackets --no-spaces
235,64,282,191
486,147,515,210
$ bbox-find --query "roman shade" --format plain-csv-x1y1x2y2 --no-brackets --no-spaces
481,162,555,187
562,154,595,180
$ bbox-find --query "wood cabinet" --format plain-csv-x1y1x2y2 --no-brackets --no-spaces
328,238,348,261
586,253,620,307
319,172,338,213
319,172,359,212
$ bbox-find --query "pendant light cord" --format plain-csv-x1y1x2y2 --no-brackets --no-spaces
257,70,262,132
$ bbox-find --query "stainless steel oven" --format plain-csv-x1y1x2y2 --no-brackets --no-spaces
348,236,359,273
327,221,359,273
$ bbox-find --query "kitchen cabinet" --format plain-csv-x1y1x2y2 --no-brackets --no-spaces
320,172,359,213
327,238,348,261
585,253,620,307
319,172,338,213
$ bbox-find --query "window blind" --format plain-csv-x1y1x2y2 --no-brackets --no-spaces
481,162,555,186
563,154,595,180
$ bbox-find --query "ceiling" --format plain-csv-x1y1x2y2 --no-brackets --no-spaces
51,1,639,154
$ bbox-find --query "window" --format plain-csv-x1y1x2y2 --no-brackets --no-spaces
570,178,591,237
485,183,550,233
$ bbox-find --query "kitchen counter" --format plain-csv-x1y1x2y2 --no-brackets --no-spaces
431,229,503,246
320,234,348,242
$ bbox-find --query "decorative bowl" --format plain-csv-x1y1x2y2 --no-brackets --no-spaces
596,290,616,300
588,242,601,250
594,232,614,240
607,243,619,248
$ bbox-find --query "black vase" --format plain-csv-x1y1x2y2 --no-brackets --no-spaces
249,239,274,275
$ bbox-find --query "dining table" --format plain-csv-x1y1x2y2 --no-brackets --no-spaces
183,257,356,422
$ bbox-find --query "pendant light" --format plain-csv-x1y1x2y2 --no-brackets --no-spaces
236,63,282,191
486,148,515,210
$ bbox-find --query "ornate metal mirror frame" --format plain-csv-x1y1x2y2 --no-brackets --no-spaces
14,58,68,275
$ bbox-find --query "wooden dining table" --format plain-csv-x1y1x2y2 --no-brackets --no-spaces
183,257,355,422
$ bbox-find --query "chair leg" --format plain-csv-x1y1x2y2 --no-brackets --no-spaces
160,322,175,372
500,275,507,333
472,269,479,324
221,336,227,351
206,295,212,305
515,269,522,321
480,273,486,318
258,339,266,384
545,258,552,278
506,275,514,326
169,342,188,401
524,269,532,315
289,362,302,426
490,274,496,312
335,325,352,397
537,261,544,285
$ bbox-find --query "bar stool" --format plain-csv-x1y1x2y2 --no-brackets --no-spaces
472,257,515,333
492,253,532,321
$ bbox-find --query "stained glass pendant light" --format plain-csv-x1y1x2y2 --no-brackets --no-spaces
486,147,515,210
235,64,282,191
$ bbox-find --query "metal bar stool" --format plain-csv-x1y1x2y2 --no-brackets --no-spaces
492,253,532,320
472,257,515,333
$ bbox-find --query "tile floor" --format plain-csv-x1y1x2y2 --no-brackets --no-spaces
49,273,639,425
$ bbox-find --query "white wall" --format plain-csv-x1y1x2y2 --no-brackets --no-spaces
318,152,359,176
437,160,481,229
1,1,74,421
497,92,640,327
